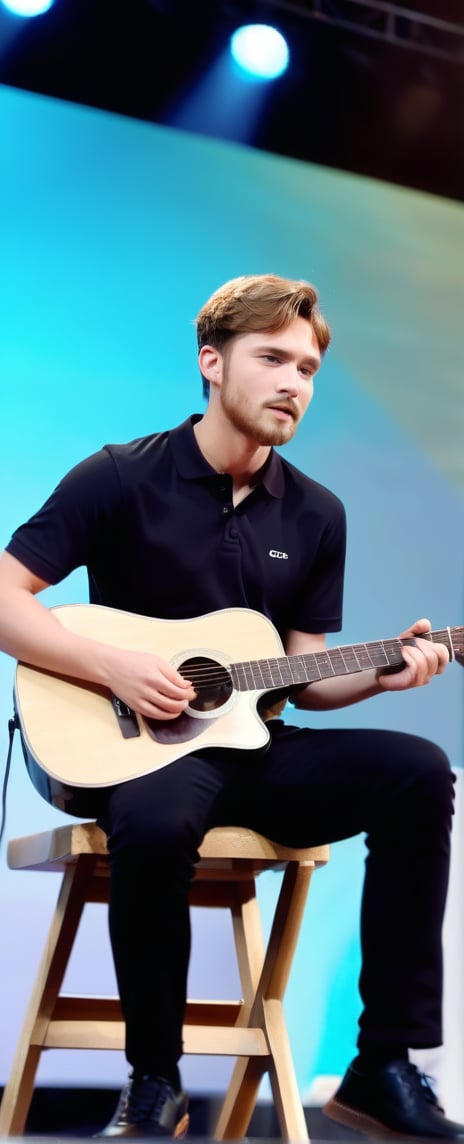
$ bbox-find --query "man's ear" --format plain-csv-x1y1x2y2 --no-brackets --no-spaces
198,345,223,390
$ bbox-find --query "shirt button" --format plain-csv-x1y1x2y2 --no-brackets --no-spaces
222,505,230,514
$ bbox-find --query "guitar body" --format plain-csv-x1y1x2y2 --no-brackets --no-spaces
14,604,284,817
14,603,463,819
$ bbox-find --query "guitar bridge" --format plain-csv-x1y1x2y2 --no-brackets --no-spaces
110,694,140,738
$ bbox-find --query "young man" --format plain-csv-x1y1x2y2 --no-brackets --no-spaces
0,273,462,1140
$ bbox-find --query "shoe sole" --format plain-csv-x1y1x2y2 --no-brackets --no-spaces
323,1095,409,1139
174,1112,189,1139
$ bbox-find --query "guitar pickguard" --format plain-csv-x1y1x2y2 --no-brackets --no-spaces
145,711,217,745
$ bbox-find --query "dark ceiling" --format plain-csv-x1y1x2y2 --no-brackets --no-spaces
1,0,463,202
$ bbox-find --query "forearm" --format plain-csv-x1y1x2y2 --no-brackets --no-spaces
285,614,448,711
291,669,384,711
0,588,116,686
0,570,196,719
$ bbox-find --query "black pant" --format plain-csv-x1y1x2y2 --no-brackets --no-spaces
97,721,455,1083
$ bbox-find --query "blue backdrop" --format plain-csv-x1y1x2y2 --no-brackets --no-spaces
1,82,463,1102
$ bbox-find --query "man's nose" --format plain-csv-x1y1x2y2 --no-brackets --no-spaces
276,367,299,397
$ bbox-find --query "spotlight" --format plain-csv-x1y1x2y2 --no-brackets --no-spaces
0,0,53,14
230,23,290,80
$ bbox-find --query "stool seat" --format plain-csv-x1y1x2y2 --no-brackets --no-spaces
0,823,329,1141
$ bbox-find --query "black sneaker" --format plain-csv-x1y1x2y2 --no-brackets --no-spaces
323,1057,464,1139
97,1073,189,1138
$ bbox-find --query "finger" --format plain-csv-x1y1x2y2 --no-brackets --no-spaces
401,643,443,684
152,688,194,710
436,645,450,674
138,702,187,721
154,674,196,700
138,693,192,718
164,666,197,693
411,617,432,635
415,639,449,674
398,617,431,639
399,645,428,683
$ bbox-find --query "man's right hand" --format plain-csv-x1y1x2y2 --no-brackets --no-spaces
0,552,196,720
102,646,197,720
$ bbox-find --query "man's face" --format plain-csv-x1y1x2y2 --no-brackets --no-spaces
218,317,322,446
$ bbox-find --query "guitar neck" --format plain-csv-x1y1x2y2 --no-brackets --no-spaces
230,627,461,694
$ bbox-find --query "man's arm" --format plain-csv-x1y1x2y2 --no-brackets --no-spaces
0,551,196,719
285,620,449,712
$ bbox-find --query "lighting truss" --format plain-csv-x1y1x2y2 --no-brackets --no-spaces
257,0,464,62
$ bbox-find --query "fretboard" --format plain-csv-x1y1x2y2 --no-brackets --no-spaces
230,627,460,693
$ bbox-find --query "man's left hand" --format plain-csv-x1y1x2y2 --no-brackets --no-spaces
378,617,449,692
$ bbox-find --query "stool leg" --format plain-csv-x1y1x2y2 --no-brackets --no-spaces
213,861,314,1143
212,878,266,1140
265,997,310,1141
214,1055,265,1141
230,877,266,1009
0,857,95,1136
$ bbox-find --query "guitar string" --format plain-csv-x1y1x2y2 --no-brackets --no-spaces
176,630,459,688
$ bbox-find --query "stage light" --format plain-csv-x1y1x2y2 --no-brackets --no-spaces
0,0,53,14
230,23,289,80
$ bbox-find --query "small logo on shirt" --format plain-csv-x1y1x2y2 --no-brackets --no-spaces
269,549,288,560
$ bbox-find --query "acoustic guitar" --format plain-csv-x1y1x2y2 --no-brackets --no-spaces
13,603,464,817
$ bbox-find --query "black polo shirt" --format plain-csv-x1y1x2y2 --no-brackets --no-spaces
7,415,346,641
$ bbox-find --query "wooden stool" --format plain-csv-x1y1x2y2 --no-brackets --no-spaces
0,823,329,1141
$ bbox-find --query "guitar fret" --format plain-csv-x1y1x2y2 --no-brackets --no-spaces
226,630,464,694
255,661,275,688
352,644,377,670
361,641,392,669
234,662,256,690
328,649,350,674
232,638,409,692
309,651,330,679
232,657,310,690
292,654,320,681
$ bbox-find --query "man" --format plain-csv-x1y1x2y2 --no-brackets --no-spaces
0,273,462,1140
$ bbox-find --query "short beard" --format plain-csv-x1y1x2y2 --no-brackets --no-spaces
221,386,297,446
247,417,297,446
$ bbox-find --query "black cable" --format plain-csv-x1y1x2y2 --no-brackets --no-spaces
0,714,18,850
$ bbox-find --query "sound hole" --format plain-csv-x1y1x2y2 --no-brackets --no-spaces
180,656,233,712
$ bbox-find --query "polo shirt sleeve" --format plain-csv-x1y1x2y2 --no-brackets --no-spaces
5,448,123,585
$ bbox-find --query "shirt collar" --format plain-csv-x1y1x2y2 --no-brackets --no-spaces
170,415,285,499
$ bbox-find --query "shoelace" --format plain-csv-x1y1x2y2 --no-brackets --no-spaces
128,1074,176,1121
404,1063,443,1112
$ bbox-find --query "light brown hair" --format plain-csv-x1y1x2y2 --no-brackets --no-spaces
195,274,330,397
